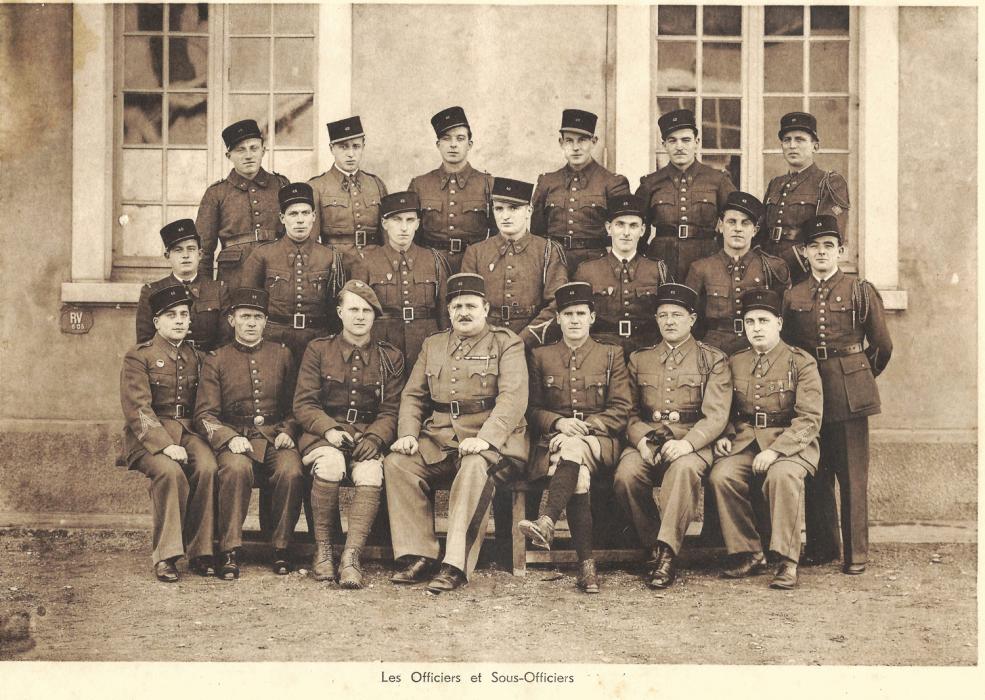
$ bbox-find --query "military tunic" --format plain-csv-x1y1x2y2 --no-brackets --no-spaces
408,163,494,274
196,168,290,289
635,161,735,281
135,274,231,352
531,159,631,273
309,166,387,266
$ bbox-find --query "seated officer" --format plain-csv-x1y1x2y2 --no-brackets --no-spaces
241,182,343,361
531,109,631,273
136,219,231,352
613,283,731,589
121,285,217,582
709,288,823,590
196,119,289,289
686,192,791,355
294,280,406,588
574,194,672,357
518,282,632,594
309,116,388,265
350,191,451,361
384,273,529,593
408,106,494,274
194,288,304,579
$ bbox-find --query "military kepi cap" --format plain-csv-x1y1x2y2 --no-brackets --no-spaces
491,177,534,205
338,279,383,317
555,281,595,312
658,109,698,139
560,109,598,137
279,182,314,212
606,194,644,222
327,116,364,144
431,106,470,137
380,191,421,219
740,288,782,317
721,191,764,223
229,287,269,314
222,119,263,149
801,214,842,244
160,219,200,250
446,273,486,301
654,283,698,314
778,111,818,141
150,285,193,317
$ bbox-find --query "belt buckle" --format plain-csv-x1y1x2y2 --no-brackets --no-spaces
618,320,632,337
345,408,359,424
771,226,783,243
449,400,461,418
816,346,828,360
572,410,584,421
678,224,689,239
754,412,768,429
402,306,415,322
174,405,186,419
293,313,306,329
500,305,511,321
563,235,573,249
733,318,744,334
355,230,367,247
253,415,265,427
449,238,462,253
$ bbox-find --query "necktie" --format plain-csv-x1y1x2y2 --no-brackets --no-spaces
342,174,359,193
753,353,767,375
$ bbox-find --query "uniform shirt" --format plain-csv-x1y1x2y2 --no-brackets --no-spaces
530,159,630,241
120,334,203,467
685,248,791,355
626,336,731,454
309,166,388,249
397,325,529,464
635,160,735,236
196,168,290,278
781,269,892,423
135,274,231,351
408,162,494,251
460,232,569,344
293,334,405,454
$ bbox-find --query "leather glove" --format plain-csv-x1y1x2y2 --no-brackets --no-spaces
351,433,383,462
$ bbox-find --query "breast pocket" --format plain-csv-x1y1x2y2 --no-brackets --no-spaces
544,193,568,229
424,359,443,396
826,297,854,334
631,287,656,316
412,265,438,306
676,374,703,407
305,269,333,301
148,370,174,403
321,198,351,232
692,185,719,225
421,199,444,231
318,375,345,408
575,195,606,226
360,194,382,229
732,380,751,412
635,372,662,410
787,198,819,227
584,373,608,410
265,273,291,302
368,269,398,306
706,284,731,317
465,356,500,396
650,185,678,225
459,198,488,233
840,355,879,413
764,380,794,412
541,374,564,409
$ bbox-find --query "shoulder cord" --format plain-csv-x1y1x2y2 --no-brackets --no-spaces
851,278,871,327
696,344,711,398
817,171,851,212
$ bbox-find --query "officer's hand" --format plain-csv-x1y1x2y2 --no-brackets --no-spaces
752,448,780,474
556,417,590,437
637,437,655,466
351,434,383,462
162,444,188,464
661,439,694,463
391,436,419,455
228,436,252,455
324,428,353,449
274,432,295,450
713,437,733,458
458,437,490,455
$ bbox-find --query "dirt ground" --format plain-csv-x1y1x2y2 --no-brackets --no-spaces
0,527,976,666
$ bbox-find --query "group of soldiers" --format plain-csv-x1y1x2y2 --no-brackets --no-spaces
121,105,892,595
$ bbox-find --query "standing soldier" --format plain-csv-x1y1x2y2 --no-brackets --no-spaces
686,192,791,355
709,288,823,590
309,116,388,266
574,194,672,356
781,216,892,574
240,183,343,361
518,282,632,594
294,280,406,589
408,106,494,274
761,112,850,284
531,109,631,273
461,177,568,348
636,109,735,282
196,119,290,290
194,288,304,579
121,285,217,582
613,283,731,590
136,219,231,352
350,191,451,360
384,273,529,593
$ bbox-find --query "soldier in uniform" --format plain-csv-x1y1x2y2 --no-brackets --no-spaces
531,109,631,273
461,177,568,348
240,182,344,361
136,219,231,352
196,119,290,290
686,192,791,355
573,194,672,357
194,288,304,579
709,288,823,589
384,273,529,593
121,285,217,581
294,280,406,588
408,106,494,274
518,282,632,594
781,215,892,574
635,109,736,282
309,116,388,266
350,191,451,360
761,112,851,285
613,283,731,589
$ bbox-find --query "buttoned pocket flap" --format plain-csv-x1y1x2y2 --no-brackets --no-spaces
636,373,661,389
422,199,444,213
216,247,243,263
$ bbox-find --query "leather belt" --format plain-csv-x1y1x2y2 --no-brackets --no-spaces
734,410,794,428
812,343,864,360
594,318,657,338
566,408,602,421
224,230,277,247
421,234,485,253
154,404,191,420
379,306,436,322
268,313,329,330
709,317,747,335
769,225,800,243
548,235,607,250
430,397,495,417
652,408,701,424
328,408,377,424
489,305,538,322
228,413,281,428
653,224,717,240
324,231,379,248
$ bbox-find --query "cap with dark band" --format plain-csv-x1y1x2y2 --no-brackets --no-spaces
491,177,534,205
278,182,314,212
658,109,698,140
327,116,364,144
801,214,842,244
653,283,698,314
740,287,782,317
446,273,486,301
555,281,595,312
338,279,383,317
721,191,764,223
431,106,470,137
160,219,200,251
560,109,598,137
150,285,193,317
778,111,818,141
381,191,421,219
606,194,644,222
229,287,269,314
222,119,263,150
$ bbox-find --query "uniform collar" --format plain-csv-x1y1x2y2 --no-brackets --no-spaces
720,248,756,269
339,335,372,364
440,162,474,189
283,235,316,258
152,333,187,361
496,232,531,256
233,338,264,354
658,335,695,365
383,242,419,270
227,167,271,191
560,336,597,367
170,272,199,285
670,160,700,183
752,340,784,374
333,164,360,180
608,250,638,271
811,267,843,292
450,325,491,354
786,162,819,186
564,158,599,188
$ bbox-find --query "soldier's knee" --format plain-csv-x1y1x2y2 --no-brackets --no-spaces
304,446,347,483
764,463,803,490
669,454,705,480
556,435,587,462
708,466,733,491
383,451,414,477
574,465,591,495
351,459,384,487
153,459,187,487
218,453,253,482
458,454,488,476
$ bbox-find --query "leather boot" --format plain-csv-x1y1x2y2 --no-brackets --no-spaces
576,558,600,594
339,485,381,589
309,477,339,581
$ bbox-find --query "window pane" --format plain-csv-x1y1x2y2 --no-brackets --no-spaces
810,41,849,92
702,154,740,188
229,38,270,90
169,37,208,88
764,42,803,93
701,98,741,149
166,205,201,227
274,94,314,148
120,205,164,257
125,4,163,32
122,150,163,201
124,37,163,89
227,94,271,137
657,42,696,92
273,149,315,183
702,42,741,94
168,93,208,144
657,6,696,36
703,6,741,36
169,4,208,33
763,96,804,144
273,3,316,34
228,4,271,34
809,97,849,149
274,38,314,91
657,96,696,118
765,6,803,36
123,93,163,145
167,150,208,201
811,6,849,36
